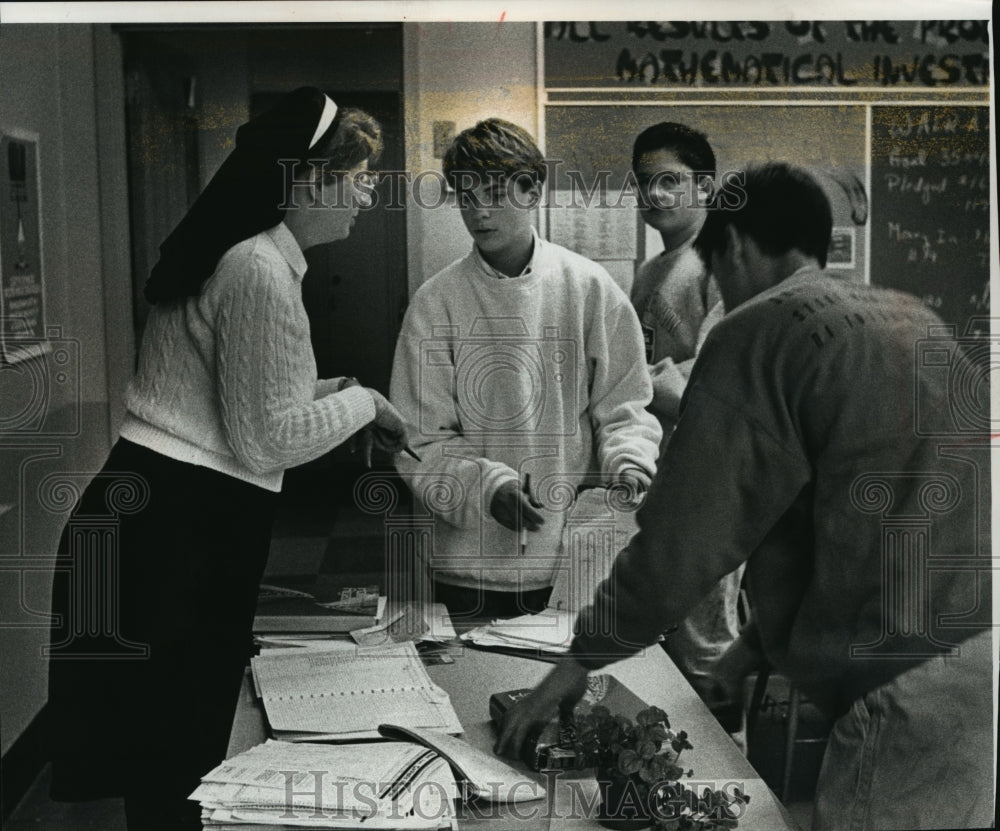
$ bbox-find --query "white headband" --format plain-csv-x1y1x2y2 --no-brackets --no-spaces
308,94,338,150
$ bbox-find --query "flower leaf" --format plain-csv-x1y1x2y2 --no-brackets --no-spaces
638,763,659,784
617,749,642,776
671,730,694,753
646,705,669,724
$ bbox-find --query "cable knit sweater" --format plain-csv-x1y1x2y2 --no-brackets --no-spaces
390,234,662,591
120,223,376,492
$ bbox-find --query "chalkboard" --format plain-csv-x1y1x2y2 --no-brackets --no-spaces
869,106,990,337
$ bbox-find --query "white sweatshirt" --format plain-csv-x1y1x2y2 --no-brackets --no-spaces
391,235,661,591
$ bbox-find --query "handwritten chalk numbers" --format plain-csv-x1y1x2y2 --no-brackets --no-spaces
940,149,989,167
957,174,989,191
871,105,988,338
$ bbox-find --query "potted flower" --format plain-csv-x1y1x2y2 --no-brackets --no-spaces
570,704,750,830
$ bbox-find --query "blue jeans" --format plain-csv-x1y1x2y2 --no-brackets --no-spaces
812,628,994,830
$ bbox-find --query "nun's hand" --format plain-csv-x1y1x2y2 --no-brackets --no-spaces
357,390,410,467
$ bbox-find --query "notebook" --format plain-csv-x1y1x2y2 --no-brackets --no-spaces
250,641,463,741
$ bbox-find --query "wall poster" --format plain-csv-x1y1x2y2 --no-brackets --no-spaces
0,128,46,363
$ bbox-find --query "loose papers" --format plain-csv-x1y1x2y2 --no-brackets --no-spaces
193,739,457,830
461,607,574,654
250,641,463,741
461,488,638,655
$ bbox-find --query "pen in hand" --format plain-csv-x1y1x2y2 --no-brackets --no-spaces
520,473,531,556
367,421,422,464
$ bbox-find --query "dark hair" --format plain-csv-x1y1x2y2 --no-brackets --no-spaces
632,122,716,177
442,118,546,191
694,162,832,268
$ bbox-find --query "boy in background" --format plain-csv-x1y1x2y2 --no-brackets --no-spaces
391,118,660,619
630,122,744,740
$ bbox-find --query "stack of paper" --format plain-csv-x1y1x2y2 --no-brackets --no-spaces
463,487,636,656
254,578,388,634
460,608,574,654
192,739,458,830
250,641,463,741
350,602,457,648
255,603,456,651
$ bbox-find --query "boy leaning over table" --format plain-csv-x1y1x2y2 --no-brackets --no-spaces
496,162,994,831
390,118,661,621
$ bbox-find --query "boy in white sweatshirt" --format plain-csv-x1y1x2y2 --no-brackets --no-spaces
390,119,661,619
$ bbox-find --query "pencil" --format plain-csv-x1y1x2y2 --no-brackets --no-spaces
520,473,531,555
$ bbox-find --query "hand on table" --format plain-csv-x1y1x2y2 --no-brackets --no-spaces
494,659,590,758
490,480,545,532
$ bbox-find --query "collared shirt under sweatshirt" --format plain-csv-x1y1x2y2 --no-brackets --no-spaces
121,223,376,491
391,234,662,591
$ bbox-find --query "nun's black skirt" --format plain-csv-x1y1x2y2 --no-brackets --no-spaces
47,438,277,820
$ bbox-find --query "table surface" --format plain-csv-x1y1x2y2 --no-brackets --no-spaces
227,637,799,831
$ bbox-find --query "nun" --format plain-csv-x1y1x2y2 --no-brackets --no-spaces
46,87,408,830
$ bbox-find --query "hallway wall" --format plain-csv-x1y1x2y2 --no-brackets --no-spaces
0,23,132,757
